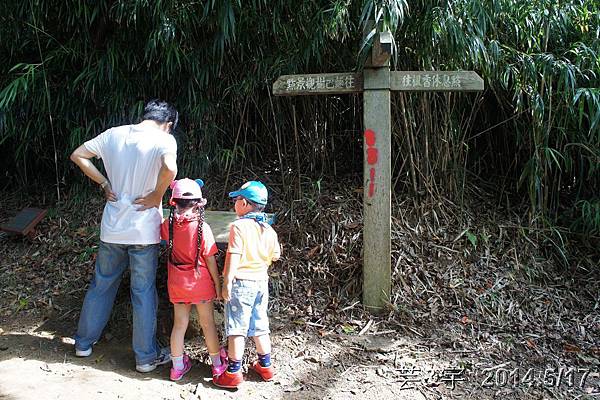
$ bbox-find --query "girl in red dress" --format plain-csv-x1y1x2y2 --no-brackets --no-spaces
161,178,227,381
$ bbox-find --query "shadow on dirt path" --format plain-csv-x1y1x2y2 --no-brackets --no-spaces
0,329,239,400
0,315,433,400
2,312,597,399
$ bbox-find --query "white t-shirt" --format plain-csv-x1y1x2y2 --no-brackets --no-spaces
84,124,177,244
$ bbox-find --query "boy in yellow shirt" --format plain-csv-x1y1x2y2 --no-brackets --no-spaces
214,181,281,388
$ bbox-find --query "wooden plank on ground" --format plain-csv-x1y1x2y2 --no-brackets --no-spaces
1,208,47,236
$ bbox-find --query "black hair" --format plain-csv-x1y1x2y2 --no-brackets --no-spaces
173,197,201,209
247,199,266,212
142,99,179,132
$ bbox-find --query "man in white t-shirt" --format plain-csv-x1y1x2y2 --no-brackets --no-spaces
70,99,178,372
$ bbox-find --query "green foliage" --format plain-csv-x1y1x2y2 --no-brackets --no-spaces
466,230,477,248
359,0,408,62
0,0,599,242
571,199,600,235
0,0,364,187
392,0,599,231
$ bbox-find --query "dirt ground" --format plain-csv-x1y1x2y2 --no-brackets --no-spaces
0,312,429,400
1,190,599,399
1,306,597,400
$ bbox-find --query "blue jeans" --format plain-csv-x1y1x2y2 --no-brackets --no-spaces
74,241,160,365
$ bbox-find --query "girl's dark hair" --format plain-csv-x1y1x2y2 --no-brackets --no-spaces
168,199,205,271
172,197,201,209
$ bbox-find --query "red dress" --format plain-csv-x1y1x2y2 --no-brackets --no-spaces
160,213,218,303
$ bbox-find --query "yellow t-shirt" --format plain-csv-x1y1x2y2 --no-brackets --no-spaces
227,218,281,280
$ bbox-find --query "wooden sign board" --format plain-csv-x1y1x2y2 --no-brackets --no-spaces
204,211,240,244
274,71,483,95
273,73,363,96
390,71,484,92
1,208,47,236
161,209,275,245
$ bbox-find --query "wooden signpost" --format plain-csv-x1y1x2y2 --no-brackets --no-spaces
273,32,484,311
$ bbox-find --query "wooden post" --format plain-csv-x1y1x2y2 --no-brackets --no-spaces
362,36,392,311
272,31,484,312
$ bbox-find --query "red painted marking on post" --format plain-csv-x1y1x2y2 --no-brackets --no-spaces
367,148,378,165
366,130,377,197
369,168,376,197
364,129,376,146
369,182,375,197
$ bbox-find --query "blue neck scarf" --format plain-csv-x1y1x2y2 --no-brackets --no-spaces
241,212,268,223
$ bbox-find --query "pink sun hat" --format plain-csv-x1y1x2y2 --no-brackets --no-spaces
169,178,207,206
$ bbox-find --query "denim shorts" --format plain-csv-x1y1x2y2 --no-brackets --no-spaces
225,279,270,337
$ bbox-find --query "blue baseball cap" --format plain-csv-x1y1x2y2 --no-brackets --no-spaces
229,181,268,205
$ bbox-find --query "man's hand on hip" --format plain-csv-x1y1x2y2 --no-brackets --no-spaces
102,183,117,202
134,190,162,211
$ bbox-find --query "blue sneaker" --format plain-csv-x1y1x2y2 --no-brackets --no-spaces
136,347,171,373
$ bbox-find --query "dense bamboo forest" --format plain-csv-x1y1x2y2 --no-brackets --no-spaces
1,0,599,239
1,3,599,397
